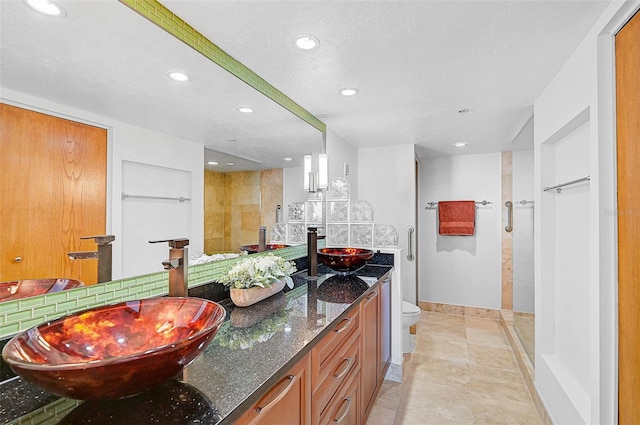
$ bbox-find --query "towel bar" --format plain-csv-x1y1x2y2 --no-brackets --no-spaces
543,176,590,193
425,200,492,210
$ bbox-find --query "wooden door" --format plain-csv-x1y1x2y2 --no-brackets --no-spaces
0,104,107,284
616,10,640,425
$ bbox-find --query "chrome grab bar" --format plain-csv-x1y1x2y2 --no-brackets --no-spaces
505,201,513,233
407,226,415,261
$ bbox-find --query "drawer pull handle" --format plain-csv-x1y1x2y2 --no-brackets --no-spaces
333,317,352,334
333,397,352,424
255,375,295,414
366,291,377,300
333,357,353,379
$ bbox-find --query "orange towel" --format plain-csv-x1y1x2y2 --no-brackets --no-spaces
438,201,475,236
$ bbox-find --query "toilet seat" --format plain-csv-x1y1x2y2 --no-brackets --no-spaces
402,301,421,315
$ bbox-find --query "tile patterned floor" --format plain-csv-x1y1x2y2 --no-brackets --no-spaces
367,311,542,425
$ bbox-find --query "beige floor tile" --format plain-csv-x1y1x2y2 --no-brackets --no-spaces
467,365,532,403
374,380,404,410
404,355,470,387
424,311,467,326
366,404,398,425
394,408,475,425
470,392,542,425
397,382,475,423
466,327,510,350
468,343,519,371
464,316,501,331
371,312,542,425
414,334,469,364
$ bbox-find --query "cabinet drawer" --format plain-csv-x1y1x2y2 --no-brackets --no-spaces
312,333,360,423
311,308,360,393
236,353,310,425
319,369,360,425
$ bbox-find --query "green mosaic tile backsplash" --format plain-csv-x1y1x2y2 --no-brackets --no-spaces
0,245,310,339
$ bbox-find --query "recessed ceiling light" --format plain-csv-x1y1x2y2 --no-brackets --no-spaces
226,162,235,166
24,0,66,17
167,71,189,82
454,142,467,147
237,107,254,114
283,157,293,161
339,87,359,97
207,161,219,165
293,34,320,50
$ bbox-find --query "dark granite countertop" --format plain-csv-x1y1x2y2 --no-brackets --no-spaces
1,264,393,425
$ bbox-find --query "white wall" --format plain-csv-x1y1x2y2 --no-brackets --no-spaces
358,144,416,303
2,89,204,280
418,153,502,309
512,150,535,312
326,129,359,200
533,1,639,423
283,166,307,219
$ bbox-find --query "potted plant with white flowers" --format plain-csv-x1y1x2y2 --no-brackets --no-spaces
218,254,297,307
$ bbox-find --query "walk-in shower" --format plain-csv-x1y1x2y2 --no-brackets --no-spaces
512,150,535,363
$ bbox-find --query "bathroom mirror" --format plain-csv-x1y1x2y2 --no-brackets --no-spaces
0,1,322,287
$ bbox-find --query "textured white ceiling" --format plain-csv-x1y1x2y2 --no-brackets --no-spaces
0,0,322,171
166,0,610,157
1,0,610,168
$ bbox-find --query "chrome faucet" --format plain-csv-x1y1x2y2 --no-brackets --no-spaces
149,238,189,297
68,235,115,283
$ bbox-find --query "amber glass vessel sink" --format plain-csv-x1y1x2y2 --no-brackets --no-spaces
317,247,375,273
239,244,289,254
2,297,226,400
0,278,84,303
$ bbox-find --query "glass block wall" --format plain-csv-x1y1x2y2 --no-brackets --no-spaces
272,177,399,248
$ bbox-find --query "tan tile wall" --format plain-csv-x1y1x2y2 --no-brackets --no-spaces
260,168,284,243
501,152,513,309
204,169,283,253
204,170,226,253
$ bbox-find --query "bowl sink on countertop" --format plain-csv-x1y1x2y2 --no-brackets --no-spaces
317,247,375,274
238,244,289,254
0,278,84,303
2,297,226,400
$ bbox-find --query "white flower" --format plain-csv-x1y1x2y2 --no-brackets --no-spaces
218,254,297,290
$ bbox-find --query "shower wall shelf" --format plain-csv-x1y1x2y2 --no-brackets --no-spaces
543,175,590,194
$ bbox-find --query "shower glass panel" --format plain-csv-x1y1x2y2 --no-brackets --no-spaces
512,150,535,364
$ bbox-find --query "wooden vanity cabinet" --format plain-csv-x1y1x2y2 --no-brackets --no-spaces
379,276,392,381
319,369,360,425
360,288,379,420
238,272,392,425
361,275,393,423
236,353,311,425
312,308,361,424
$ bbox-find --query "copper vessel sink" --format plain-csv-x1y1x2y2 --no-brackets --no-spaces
0,278,84,303
2,297,225,400
317,248,375,274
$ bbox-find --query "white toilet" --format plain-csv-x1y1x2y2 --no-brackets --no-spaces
402,301,422,353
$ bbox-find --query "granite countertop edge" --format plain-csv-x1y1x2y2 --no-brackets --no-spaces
1,263,394,425
219,265,393,424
